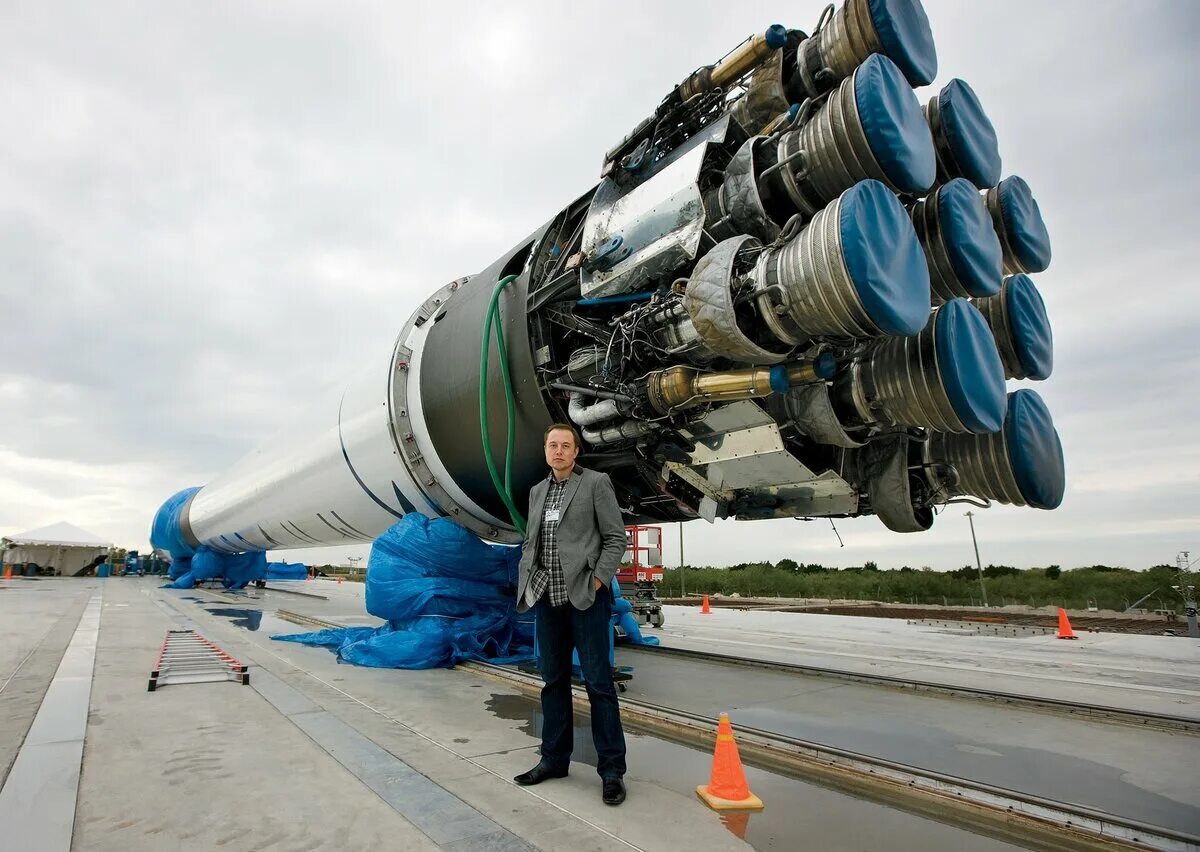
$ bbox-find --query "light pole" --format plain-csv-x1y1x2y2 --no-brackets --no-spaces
964,511,988,608
1173,551,1198,638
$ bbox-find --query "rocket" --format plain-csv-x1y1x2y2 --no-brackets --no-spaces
152,0,1064,563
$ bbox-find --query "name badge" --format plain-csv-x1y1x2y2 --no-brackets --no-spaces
544,509,561,523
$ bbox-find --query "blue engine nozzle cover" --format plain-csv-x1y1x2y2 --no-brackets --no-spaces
867,0,938,87
840,179,931,336
765,24,788,49
934,299,1007,434
937,178,1003,297
989,176,1052,273
853,54,937,195
1004,274,1053,380
932,79,1001,189
1005,389,1065,509
150,486,201,559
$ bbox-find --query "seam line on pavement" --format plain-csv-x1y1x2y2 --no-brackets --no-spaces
154,591,607,852
0,588,102,852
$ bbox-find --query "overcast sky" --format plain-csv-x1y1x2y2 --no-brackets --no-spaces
2,1,1197,571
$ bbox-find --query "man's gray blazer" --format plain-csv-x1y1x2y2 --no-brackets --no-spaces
516,466,627,613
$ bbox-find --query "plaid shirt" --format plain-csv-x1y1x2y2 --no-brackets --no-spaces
528,469,573,607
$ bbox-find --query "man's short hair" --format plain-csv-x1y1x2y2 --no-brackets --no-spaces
543,422,581,447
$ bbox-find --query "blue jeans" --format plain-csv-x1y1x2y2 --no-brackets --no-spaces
534,588,626,779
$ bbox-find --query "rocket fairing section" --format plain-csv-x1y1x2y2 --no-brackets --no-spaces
153,0,1066,560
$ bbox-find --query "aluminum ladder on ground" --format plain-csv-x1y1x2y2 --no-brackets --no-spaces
148,629,249,691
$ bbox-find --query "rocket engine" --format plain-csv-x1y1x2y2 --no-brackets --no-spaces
153,0,1064,559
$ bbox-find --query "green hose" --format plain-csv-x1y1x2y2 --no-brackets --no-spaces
480,274,527,536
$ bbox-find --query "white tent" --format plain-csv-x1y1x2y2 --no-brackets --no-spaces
1,522,112,577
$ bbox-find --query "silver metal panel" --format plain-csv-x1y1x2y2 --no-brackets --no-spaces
686,400,774,434
674,401,858,514
581,117,731,298
710,448,816,490
683,402,817,489
187,339,431,551
687,423,787,466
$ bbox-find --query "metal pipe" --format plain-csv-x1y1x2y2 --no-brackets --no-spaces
548,382,634,404
679,26,789,102
582,419,655,446
646,355,834,414
711,26,789,89
567,392,621,427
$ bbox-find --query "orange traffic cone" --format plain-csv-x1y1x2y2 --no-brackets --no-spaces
696,713,763,811
337,576,343,584
1056,608,1077,640
701,595,711,615
2,565,11,580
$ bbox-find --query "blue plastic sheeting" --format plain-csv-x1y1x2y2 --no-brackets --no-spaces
150,486,201,559
612,581,659,647
1004,389,1065,509
1004,274,1053,380
934,299,1006,434
162,547,267,590
272,514,533,669
867,0,937,86
267,562,309,581
935,80,1001,189
854,55,936,195
938,178,1002,297
167,555,191,580
997,176,1052,272
839,180,930,336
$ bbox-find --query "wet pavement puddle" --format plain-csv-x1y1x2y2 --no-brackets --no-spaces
204,607,263,631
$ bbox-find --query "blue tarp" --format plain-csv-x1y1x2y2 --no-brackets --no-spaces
839,179,930,336
934,299,1006,434
271,513,658,669
612,581,659,647
1005,389,1065,510
150,486,201,559
854,54,936,194
867,0,937,87
996,175,1052,273
934,79,1001,189
1003,273,1053,380
162,547,267,590
267,562,309,581
937,178,1002,298
272,513,534,669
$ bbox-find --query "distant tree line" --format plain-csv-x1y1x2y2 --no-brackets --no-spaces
651,561,1187,611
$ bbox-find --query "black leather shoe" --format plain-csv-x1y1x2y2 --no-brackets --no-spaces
602,778,626,805
513,763,568,786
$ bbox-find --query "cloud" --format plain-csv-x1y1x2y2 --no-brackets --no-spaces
2,1,1197,572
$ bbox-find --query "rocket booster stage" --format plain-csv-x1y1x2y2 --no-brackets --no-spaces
153,0,1064,560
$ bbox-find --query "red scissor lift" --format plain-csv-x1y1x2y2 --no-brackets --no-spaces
617,525,665,629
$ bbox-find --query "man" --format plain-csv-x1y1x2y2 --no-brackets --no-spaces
513,423,629,805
